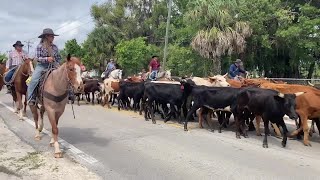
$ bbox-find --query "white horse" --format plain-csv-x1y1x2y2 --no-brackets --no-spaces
108,69,122,79
145,69,172,80
101,69,123,80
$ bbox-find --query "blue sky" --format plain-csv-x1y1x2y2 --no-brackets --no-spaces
0,0,104,56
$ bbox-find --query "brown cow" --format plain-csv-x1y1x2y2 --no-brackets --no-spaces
259,83,320,146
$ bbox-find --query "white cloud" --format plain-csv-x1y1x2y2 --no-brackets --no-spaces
0,0,99,56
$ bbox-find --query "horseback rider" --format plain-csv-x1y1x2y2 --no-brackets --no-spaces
104,59,116,78
149,55,160,81
27,28,61,106
229,59,248,81
4,41,29,94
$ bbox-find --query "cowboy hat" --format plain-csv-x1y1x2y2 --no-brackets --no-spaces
13,41,24,47
234,59,242,63
38,28,59,38
152,55,159,58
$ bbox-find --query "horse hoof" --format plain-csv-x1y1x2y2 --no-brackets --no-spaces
236,135,241,139
35,136,41,141
54,152,63,158
256,133,262,136
210,129,214,133
152,121,156,124
184,128,188,131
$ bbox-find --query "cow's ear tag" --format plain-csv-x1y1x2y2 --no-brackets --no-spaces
180,85,184,90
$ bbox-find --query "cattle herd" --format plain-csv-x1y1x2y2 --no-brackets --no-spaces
71,74,320,149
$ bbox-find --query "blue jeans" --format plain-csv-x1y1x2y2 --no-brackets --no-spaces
4,66,18,83
27,63,49,102
150,70,158,80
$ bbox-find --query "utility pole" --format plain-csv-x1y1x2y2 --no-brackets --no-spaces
162,0,173,70
24,40,33,54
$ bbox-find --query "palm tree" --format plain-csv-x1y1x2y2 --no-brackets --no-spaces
187,0,252,74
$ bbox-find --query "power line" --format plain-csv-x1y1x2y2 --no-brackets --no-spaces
25,0,105,41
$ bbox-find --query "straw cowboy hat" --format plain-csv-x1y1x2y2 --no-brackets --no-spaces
12,41,24,47
38,28,59,38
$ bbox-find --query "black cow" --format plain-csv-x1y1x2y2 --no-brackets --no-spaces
82,79,101,105
118,81,145,113
142,81,191,124
234,87,304,148
184,86,240,132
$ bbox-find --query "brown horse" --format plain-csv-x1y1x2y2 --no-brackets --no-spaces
0,63,6,90
11,59,34,120
29,54,82,158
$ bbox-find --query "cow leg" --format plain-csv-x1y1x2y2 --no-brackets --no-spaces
309,120,315,137
234,115,242,139
278,119,288,147
315,119,320,136
255,116,262,136
185,104,200,131
271,123,282,138
291,114,311,146
77,95,80,106
91,92,95,105
197,108,204,129
262,117,270,148
149,101,156,124
143,99,149,121
164,104,174,123
240,114,248,138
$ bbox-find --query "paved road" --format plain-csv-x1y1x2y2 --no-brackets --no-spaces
0,91,320,180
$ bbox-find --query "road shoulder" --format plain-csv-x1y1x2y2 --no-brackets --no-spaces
0,117,102,180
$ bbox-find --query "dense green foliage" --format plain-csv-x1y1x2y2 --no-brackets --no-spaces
62,0,320,78
0,53,7,63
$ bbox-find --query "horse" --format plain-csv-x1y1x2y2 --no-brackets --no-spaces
0,63,6,90
29,54,82,158
10,59,34,120
102,69,123,108
144,69,172,81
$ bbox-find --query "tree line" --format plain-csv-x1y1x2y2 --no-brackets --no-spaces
61,0,320,78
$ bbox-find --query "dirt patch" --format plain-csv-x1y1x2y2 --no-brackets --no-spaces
0,118,101,180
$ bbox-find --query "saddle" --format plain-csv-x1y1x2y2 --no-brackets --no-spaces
3,65,21,85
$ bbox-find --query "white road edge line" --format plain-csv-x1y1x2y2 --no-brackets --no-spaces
0,101,98,164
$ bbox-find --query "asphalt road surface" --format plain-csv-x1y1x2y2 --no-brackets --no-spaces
0,91,320,180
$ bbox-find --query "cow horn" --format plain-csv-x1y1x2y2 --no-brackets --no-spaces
308,81,315,87
294,92,305,97
223,73,228,77
278,93,285,98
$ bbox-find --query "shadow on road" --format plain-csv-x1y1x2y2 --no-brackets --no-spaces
59,127,111,147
